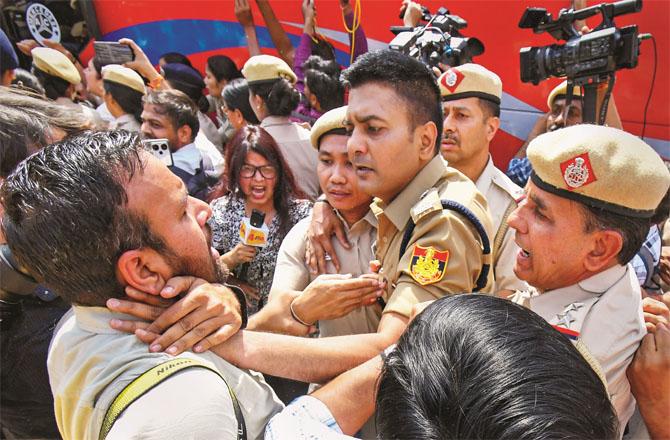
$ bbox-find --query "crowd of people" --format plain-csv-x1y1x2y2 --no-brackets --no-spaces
1,0,669,439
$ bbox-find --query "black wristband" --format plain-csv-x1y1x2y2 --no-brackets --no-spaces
225,283,248,329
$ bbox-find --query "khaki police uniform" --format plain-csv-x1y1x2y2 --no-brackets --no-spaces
475,156,526,292
48,307,282,440
374,155,494,318
270,210,381,337
438,64,526,292
260,116,320,200
510,264,645,432
508,124,670,436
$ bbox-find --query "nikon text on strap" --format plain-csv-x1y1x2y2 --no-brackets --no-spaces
98,358,246,440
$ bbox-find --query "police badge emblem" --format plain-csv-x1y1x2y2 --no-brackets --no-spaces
560,153,597,190
409,245,449,285
441,68,464,93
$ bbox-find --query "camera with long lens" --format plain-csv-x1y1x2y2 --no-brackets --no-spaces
389,7,484,69
519,0,643,85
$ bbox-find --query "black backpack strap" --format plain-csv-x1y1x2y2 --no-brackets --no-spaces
99,358,246,440
399,200,491,292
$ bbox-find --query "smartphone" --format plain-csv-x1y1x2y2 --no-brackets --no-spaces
142,139,173,167
94,41,134,66
250,209,266,228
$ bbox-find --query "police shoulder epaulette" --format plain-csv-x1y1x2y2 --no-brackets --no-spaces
410,188,442,223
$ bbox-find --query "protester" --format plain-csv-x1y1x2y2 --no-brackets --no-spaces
242,54,320,200
210,125,311,315
101,64,145,132
266,295,618,439
11,68,45,95
158,51,193,68
82,56,115,122
205,54,244,145
140,89,219,200
1,130,281,440
162,62,225,151
507,124,670,433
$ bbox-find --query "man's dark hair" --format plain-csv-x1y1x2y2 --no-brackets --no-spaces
31,67,70,100
0,86,90,178
377,294,618,440
159,52,193,68
1,130,172,307
103,80,144,123
341,50,443,152
222,79,259,125
207,55,243,83
303,55,344,112
310,35,336,61
143,89,199,142
581,204,651,264
478,98,500,119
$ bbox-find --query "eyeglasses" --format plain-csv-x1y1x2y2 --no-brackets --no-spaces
240,164,277,179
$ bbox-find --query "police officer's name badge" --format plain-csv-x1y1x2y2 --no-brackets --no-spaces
409,245,449,285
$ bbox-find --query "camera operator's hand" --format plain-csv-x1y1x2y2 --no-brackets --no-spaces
118,38,163,85
401,0,422,27
221,243,257,269
306,200,350,274
108,276,243,355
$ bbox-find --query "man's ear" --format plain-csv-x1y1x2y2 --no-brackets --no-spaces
417,121,438,161
116,249,172,296
485,116,500,143
177,124,193,144
583,229,624,273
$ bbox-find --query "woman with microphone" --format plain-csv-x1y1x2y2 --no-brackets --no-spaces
209,125,311,315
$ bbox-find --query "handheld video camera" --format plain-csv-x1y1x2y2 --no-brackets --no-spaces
519,0,642,85
389,7,484,69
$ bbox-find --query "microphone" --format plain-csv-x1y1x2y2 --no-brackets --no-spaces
238,209,269,279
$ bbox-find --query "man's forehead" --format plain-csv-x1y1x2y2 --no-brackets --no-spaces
319,134,349,155
347,82,403,118
142,104,169,122
442,96,480,112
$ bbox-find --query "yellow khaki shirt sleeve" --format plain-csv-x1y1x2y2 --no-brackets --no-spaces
384,208,490,318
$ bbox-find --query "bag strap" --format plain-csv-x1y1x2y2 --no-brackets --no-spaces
99,357,246,440
492,199,517,267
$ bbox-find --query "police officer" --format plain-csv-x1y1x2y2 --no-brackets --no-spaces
507,124,670,434
30,47,104,127
438,63,526,292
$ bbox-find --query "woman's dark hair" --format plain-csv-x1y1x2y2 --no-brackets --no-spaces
222,79,259,125
91,56,103,77
224,126,303,235
159,52,193,68
0,86,90,177
31,67,70,100
11,68,45,95
303,55,344,112
248,79,300,117
103,80,144,123
207,55,243,82
376,294,618,440
311,35,336,61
